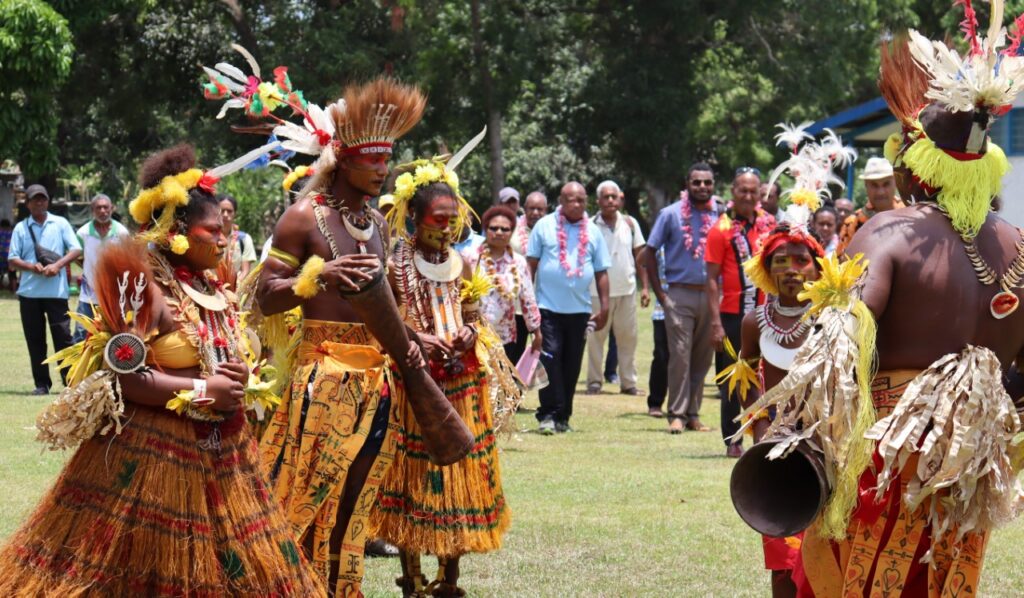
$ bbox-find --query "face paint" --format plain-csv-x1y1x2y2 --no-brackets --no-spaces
419,224,451,250
769,245,818,299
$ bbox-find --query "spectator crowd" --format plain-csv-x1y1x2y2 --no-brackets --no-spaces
8,160,901,456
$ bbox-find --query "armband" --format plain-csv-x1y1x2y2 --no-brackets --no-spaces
292,256,326,298
269,246,301,269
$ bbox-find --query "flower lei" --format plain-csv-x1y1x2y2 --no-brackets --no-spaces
679,191,716,260
556,206,589,277
724,208,775,261
480,246,520,300
515,215,530,250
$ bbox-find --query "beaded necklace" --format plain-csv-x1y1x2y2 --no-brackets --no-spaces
394,240,463,342
150,252,240,422
480,246,519,300
756,297,810,345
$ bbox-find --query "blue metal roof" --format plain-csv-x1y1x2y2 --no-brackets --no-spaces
807,97,889,134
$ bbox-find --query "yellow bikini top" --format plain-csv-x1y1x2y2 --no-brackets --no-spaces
146,329,200,370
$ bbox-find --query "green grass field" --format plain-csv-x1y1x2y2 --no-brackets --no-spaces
1,294,1023,596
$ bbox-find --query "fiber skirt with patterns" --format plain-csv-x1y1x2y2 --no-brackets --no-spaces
0,405,324,597
370,351,510,558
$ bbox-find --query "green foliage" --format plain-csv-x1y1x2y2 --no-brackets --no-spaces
0,0,74,176
0,0,1008,224
217,167,285,246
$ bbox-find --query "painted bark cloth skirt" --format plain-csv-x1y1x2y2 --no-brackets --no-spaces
0,405,324,597
259,319,396,597
797,370,988,597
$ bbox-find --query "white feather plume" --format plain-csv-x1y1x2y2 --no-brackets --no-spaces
774,121,814,152
907,27,1024,114
231,44,261,79
273,103,337,156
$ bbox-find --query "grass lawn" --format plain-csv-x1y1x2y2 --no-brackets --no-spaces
0,294,1023,596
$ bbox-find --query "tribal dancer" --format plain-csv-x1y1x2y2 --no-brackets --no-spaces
0,144,323,596
739,5,1024,595
371,155,517,598
722,125,852,597
243,74,475,597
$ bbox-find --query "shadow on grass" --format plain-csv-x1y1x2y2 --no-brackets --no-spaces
2,389,51,397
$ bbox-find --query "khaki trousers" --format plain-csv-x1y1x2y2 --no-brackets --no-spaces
586,294,639,389
663,286,713,421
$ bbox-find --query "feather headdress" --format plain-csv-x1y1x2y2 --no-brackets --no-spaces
745,124,851,296
386,128,487,245
881,0,1021,237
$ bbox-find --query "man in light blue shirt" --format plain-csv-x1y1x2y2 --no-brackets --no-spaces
9,185,83,394
527,181,610,434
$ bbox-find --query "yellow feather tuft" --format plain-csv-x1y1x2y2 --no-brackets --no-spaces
799,253,869,318
713,336,761,400
460,268,494,303
743,254,779,297
789,188,821,212
292,255,326,298
902,136,1008,238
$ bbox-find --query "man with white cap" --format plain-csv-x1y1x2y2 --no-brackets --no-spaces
836,156,904,255
497,185,521,214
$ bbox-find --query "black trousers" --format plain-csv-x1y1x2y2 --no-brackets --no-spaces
604,332,618,380
536,309,590,424
19,296,72,390
714,311,745,447
647,319,669,409
506,314,530,366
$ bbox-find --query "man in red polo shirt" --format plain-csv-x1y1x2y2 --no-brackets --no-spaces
705,168,775,457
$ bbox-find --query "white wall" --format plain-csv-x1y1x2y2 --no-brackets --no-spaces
1001,157,1024,228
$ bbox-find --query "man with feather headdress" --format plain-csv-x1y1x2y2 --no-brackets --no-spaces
738,2,1024,595
201,49,474,596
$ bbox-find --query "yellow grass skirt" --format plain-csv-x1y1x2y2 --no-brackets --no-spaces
0,405,324,597
259,319,396,596
370,348,510,558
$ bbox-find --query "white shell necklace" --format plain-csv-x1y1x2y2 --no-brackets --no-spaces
756,298,810,345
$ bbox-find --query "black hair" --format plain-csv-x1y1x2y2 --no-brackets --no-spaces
766,181,782,195
0,219,10,228
813,205,838,221
410,182,457,223
218,194,238,210
688,162,714,178
139,144,220,230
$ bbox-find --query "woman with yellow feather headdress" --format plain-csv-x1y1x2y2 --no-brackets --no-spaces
0,144,323,596
370,132,521,598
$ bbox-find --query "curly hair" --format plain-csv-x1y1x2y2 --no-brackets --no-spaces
138,144,219,228
480,205,517,230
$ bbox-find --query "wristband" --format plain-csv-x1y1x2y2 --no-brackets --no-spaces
192,378,214,406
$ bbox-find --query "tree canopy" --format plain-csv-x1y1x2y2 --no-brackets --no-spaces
0,0,1004,236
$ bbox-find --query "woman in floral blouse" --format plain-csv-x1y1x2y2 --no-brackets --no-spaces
463,205,542,361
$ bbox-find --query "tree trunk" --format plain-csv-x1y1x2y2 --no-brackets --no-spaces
644,181,670,227
218,0,261,62
470,0,504,200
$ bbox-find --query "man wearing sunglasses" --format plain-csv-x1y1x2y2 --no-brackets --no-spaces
585,180,645,396
639,163,720,435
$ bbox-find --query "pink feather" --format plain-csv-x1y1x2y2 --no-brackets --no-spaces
955,0,982,56
1005,13,1024,56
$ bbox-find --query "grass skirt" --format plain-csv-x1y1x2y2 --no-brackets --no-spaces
0,405,324,597
259,320,395,596
371,349,510,558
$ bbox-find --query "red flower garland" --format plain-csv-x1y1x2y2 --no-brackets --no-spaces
556,207,589,277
